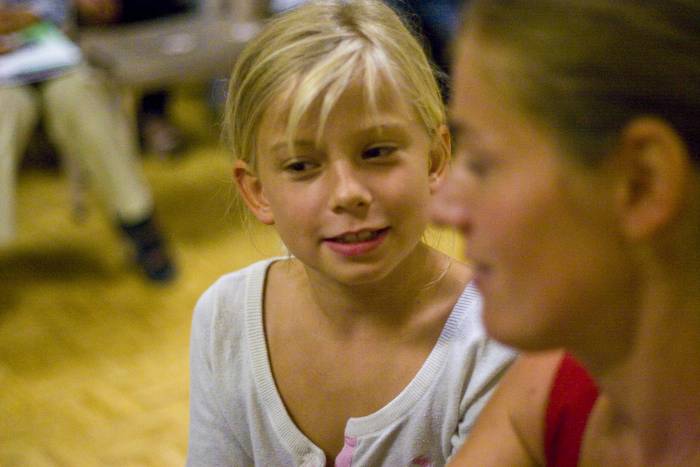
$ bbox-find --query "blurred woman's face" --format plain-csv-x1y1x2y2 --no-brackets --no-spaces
439,35,638,352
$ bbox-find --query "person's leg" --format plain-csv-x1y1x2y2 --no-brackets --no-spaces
139,90,184,156
385,0,463,99
412,0,462,74
118,0,192,23
42,67,175,281
116,0,192,156
42,68,153,225
0,85,40,245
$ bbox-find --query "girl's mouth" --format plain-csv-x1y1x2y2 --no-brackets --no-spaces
324,228,390,257
331,228,388,244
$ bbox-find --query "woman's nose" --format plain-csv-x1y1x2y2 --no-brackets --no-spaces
430,164,473,236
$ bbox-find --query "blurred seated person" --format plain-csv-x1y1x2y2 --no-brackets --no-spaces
385,0,464,98
75,0,192,156
0,0,176,282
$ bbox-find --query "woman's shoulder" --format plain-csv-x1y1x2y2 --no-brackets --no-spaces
449,351,564,466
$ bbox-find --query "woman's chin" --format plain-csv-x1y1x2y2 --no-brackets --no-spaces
481,303,557,352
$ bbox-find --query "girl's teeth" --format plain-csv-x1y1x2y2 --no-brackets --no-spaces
358,231,373,241
338,230,377,243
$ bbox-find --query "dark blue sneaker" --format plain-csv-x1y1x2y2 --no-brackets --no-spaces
119,215,176,283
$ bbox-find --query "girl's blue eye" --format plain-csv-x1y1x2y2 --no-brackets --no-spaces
363,146,396,159
285,160,314,172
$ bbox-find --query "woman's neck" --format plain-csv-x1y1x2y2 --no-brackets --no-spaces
584,275,700,464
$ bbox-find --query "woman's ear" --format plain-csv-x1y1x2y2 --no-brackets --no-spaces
233,160,275,225
428,124,452,193
613,117,690,240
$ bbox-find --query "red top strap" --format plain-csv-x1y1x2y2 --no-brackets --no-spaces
545,354,598,467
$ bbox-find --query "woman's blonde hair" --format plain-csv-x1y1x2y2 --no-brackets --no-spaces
224,0,445,169
462,0,700,165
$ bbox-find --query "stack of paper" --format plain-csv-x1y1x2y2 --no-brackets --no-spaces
0,22,82,86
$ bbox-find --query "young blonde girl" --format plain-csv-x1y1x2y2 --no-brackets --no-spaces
187,1,514,465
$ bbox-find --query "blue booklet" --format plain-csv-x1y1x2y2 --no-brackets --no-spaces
0,22,83,86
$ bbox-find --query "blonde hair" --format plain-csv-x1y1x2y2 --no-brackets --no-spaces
462,0,700,165
224,0,445,169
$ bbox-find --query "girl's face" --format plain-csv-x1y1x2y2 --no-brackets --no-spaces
441,36,637,351
238,80,446,287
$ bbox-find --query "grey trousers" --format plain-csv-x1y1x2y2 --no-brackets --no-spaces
0,66,153,245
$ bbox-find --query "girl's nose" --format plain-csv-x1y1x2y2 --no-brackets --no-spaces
328,161,372,214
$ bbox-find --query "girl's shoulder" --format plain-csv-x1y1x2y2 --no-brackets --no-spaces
201,256,281,299
191,256,284,329
448,256,474,284
439,256,478,318
430,247,472,290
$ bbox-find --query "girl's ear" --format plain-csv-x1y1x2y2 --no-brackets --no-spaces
428,124,451,194
613,117,690,240
233,160,275,225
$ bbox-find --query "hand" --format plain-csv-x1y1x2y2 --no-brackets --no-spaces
74,0,121,25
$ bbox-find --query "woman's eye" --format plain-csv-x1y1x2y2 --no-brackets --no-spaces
464,157,496,178
363,146,396,159
455,147,496,178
